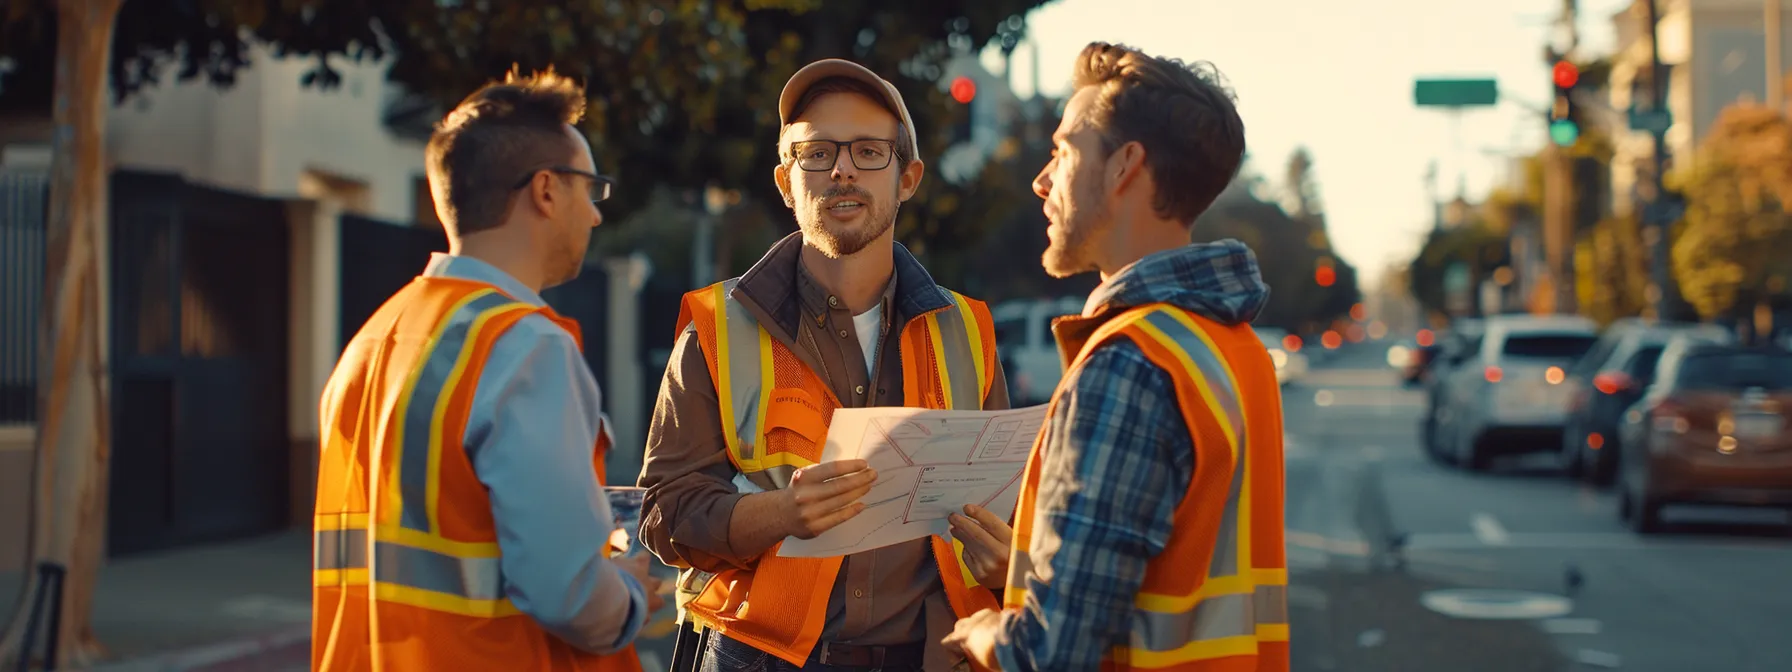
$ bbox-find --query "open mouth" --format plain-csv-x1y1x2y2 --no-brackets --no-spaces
827,199,866,213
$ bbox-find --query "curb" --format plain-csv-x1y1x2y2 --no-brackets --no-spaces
70,626,310,672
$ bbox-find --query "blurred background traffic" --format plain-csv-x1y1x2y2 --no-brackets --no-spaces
2,0,1791,670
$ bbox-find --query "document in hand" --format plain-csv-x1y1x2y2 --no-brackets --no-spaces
776,404,1048,558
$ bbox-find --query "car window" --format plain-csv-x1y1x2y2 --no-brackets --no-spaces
1500,333,1597,360
1624,345,1666,382
994,317,1023,347
1674,351,1792,391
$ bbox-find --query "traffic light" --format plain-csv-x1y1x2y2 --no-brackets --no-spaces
1549,59,1580,147
948,75,975,145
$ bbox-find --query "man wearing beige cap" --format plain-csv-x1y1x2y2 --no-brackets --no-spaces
639,59,1016,671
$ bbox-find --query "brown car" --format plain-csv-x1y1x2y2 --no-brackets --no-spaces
1615,339,1792,533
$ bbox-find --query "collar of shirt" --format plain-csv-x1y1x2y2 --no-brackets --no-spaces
421,253,549,307
730,231,955,340
795,256,897,329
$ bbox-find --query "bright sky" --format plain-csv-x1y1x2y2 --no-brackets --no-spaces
985,0,1633,289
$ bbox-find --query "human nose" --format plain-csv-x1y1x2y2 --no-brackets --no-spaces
1032,161,1054,200
831,146,858,182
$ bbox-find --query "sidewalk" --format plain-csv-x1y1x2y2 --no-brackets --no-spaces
0,530,313,671
3,529,679,671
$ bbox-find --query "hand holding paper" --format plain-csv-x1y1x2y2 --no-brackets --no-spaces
776,404,1047,558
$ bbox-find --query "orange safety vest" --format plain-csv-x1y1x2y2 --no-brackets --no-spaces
672,278,1002,667
312,276,643,672
1005,304,1289,671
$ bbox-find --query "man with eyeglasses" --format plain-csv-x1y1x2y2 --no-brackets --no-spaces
312,69,659,671
640,59,1016,672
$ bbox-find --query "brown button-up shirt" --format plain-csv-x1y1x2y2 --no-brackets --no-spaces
637,232,1010,655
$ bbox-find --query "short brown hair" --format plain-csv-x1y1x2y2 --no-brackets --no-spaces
782,76,917,170
426,69,587,236
1072,42,1245,225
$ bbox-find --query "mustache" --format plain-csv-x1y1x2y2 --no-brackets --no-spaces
820,184,873,204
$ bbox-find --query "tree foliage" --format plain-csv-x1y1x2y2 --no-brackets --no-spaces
1407,219,1507,318
1192,151,1361,333
0,0,1057,285
1671,101,1792,320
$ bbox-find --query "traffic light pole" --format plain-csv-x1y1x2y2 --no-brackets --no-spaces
1644,0,1673,320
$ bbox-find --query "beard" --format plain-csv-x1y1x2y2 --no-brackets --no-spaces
1041,179,1112,278
798,183,898,259
544,228,589,288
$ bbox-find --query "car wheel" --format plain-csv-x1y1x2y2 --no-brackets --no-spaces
1560,423,1584,479
1620,487,1663,534
1458,428,1489,472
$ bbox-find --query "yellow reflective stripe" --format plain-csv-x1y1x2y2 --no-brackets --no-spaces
950,291,989,402
1128,313,1238,458
426,301,534,534
925,311,956,409
1116,583,1289,667
951,537,980,590
315,568,369,586
383,289,495,530
1160,308,1256,577
312,530,520,619
711,283,741,459
317,512,370,531
375,582,522,619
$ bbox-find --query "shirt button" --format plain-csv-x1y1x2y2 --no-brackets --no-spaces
839,329,849,338
855,385,866,395
828,295,840,308
854,588,865,598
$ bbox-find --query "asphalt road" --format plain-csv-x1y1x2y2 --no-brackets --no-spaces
1285,342,1792,672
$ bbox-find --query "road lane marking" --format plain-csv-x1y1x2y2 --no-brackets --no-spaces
1575,649,1622,668
1314,390,1335,406
1404,531,1792,552
1471,513,1511,546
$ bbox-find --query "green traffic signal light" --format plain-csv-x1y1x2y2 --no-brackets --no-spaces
1549,119,1580,147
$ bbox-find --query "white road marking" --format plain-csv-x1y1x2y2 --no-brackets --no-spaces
1402,531,1792,553
1471,513,1511,546
1541,618,1603,635
1575,649,1622,668
1314,390,1335,407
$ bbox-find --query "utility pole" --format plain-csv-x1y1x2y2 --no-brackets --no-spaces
1643,0,1675,320
1769,0,1784,111
1542,0,1581,315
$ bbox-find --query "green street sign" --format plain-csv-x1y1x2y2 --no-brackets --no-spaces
1415,78,1499,107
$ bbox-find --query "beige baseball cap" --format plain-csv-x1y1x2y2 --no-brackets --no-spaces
777,59,919,152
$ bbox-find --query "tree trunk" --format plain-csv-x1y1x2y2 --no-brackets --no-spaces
0,0,122,668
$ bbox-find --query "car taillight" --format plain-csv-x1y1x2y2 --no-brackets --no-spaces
1485,366,1503,383
1593,371,1634,395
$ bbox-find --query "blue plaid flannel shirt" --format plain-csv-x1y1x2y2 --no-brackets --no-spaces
992,240,1268,672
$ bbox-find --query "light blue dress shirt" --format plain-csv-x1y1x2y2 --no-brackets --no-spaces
421,253,648,654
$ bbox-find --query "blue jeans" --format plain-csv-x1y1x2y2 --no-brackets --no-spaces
698,634,926,672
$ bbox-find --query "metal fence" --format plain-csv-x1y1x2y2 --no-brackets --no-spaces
0,167,47,426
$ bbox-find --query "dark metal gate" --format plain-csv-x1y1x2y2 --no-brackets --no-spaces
108,171,291,556
336,214,612,397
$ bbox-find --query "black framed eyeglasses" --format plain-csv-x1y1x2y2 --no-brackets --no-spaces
514,166,614,204
788,139,897,172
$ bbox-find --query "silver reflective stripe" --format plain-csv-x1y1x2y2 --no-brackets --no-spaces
931,301,983,410
374,541,507,602
312,529,506,602
1139,309,1249,578
315,528,369,570
719,279,765,463
399,290,522,532
1129,585,1288,652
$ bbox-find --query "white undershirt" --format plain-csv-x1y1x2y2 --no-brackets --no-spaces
853,303,883,378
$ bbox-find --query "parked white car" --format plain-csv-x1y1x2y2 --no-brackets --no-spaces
1434,314,1601,470
992,297,1084,406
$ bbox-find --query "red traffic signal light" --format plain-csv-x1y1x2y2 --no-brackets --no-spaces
950,76,977,104
1552,61,1580,89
